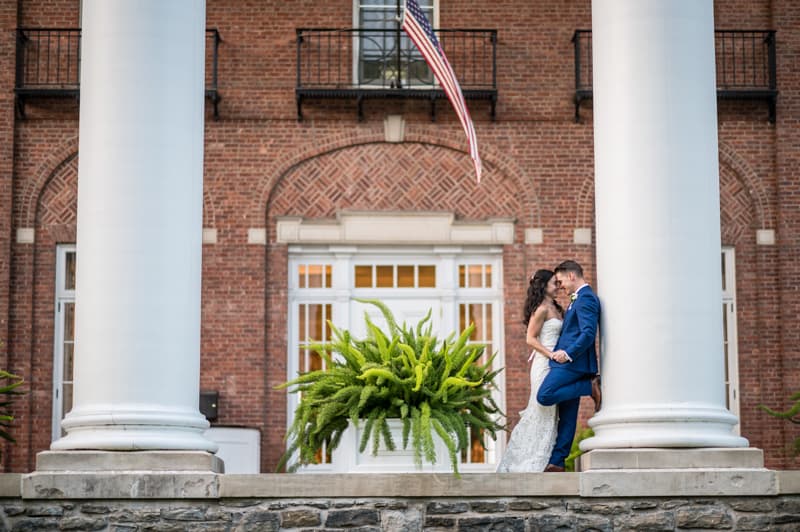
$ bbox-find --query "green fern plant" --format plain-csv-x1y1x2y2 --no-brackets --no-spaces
0,369,24,448
759,391,800,455
277,299,505,476
565,426,594,472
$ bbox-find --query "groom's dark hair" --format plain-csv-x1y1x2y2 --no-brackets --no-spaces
554,260,584,278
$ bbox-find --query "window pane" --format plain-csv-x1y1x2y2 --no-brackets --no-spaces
458,265,466,288
485,265,492,288
418,265,436,288
485,304,493,342
470,427,485,463
355,265,373,288
469,303,483,341
325,265,332,288
459,303,467,332
376,265,394,288
308,265,324,288
62,383,73,420
298,265,307,288
298,305,306,342
397,265,414,287
309,304,325,340
63,343,74,381
64,303,75,342
721,252,726,291
65,252,76,290
468,265,483,288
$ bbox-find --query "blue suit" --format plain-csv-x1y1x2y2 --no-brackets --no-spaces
536,285,600,467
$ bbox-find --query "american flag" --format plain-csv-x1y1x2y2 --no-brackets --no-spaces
401,0,482,182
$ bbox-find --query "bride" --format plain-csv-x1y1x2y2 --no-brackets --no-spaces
496,269,563,472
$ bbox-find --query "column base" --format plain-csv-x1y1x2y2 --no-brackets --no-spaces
22,451,223,499
36,450,224,473
578,447,764,471
52,407,218,452
581,405,749,451
577,448,777,497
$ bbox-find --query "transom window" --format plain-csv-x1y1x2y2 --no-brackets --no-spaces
354,263,436,288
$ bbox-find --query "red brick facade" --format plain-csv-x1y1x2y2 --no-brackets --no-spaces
1,1,797,472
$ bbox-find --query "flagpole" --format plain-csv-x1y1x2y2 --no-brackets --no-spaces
396,0,403,88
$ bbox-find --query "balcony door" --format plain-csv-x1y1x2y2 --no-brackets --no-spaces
52,245,76,441
354,0,438,87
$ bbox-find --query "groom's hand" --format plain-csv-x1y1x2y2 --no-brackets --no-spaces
553,350,570,363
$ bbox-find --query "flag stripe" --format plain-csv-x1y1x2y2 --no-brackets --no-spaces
401,0,482,180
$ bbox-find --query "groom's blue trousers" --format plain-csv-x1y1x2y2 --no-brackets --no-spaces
536,367,593,468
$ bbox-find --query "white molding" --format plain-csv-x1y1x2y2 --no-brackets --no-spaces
573,228,592,245
202,228,218,245
756,229,775,246
16,228,35,244
277,212,515,246
525,228,543,245
247,228,267,245
384,115,405,143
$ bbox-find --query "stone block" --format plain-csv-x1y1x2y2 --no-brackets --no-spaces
778,471,800,494
59,516,107,530
735,515,773,531
579,448,764,470
426,501,469,514
425,515,456,527
507,500,550,511
527,513,576,531
11,518,60,531
457,516,525,532
0,474,21,497
325,508,380,527
729,499,774,512
614,511,675,531
675,507,734,529
160,507,207,521
470,500,507,513
281,509,321,527
234,510,280,532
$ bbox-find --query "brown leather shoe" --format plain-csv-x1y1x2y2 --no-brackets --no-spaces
544,464,565,473
591,376,602,413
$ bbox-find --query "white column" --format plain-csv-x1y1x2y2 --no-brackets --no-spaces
582,0,747,450
52,0,216,452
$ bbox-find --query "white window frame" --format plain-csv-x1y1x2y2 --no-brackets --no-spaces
721,247,740,432
52,244,76,441
352,0,440,88
286,245,505,472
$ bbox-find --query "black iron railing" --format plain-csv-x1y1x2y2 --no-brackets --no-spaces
15,28,222,119
572,29,778,122
296,28,497,121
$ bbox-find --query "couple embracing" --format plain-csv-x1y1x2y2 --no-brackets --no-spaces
497,260,602,473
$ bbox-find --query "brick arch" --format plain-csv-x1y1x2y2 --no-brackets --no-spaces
718,141,771,230
575,142,770,235
267,142,526,230
19,137,79,228
719,161,755,246
24,143,218,230
257,127,540,226
36,154,79,233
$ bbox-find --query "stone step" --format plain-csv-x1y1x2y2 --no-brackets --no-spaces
579,448,765,471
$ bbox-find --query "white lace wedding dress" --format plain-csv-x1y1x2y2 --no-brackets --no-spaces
496,318,561,472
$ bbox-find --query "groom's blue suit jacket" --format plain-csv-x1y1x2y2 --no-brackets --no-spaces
551,285,600,375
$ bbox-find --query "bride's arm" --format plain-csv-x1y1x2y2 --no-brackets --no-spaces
526,307,555,360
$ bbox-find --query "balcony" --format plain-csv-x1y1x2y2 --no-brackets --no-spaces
296,28,497,121
14,28,222,119
572,29,778,123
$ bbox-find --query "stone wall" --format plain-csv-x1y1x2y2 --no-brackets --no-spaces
1,495,799,531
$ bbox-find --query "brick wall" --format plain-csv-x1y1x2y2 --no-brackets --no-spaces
1,0,797,472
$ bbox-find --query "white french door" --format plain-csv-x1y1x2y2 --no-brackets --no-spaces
721,247,740,432
286,246,505,471
52,245,76,441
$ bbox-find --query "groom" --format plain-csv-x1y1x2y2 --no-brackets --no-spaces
536,260,601,472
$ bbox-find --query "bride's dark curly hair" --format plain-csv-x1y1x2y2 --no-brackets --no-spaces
522,269,564,325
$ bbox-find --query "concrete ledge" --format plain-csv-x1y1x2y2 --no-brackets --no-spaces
35,450,224,473
220,473,580,498
22,472,220,499
778,470,800,494
579,448,765,470
580,469,778,497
